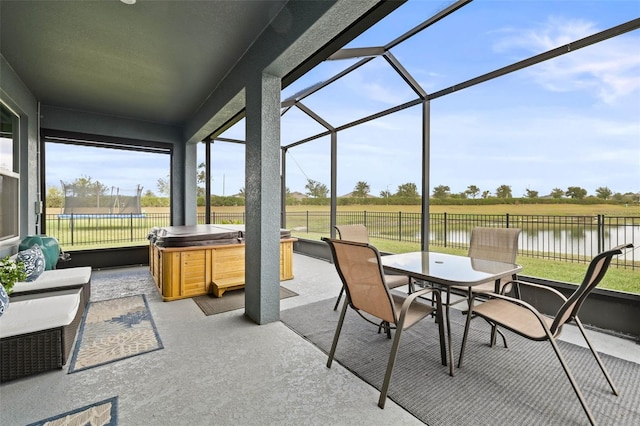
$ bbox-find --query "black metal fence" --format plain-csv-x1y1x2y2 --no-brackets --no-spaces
45,211,638,269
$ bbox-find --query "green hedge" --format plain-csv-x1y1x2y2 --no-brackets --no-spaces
110,195,635,209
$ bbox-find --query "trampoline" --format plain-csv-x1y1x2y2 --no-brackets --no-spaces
59,181,144,217
57,213,147,219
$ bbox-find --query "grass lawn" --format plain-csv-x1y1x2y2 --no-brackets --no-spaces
189,203,640,217
51,203,639,294
292,230,639,295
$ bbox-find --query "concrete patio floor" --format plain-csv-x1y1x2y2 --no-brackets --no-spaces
1,253,638,425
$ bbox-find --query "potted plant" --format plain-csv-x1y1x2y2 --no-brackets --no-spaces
0,256,27,316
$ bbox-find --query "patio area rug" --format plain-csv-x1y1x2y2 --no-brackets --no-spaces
27,396,118,426
281,298,640,426
68,294,163,373
193,286,298,316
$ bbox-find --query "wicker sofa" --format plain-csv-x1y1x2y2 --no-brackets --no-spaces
0,266,91,382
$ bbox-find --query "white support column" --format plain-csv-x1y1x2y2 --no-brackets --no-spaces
244,72,282,324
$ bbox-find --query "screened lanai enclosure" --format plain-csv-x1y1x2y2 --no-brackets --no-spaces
198,0,639,255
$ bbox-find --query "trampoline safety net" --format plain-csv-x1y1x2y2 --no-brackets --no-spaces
60,181,143,215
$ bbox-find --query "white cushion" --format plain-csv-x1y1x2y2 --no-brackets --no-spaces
12,266,91,294
0,288,81,338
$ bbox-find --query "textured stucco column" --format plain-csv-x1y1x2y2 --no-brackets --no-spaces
171,141,198,226
244,72,281,324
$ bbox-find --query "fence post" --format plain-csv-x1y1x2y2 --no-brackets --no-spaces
443,212,447,248
70,213,75,246
130,213,134,241
306,211,309,234
363,210,367,228
506,213,510,228
597,214,603,253
398,211,402,242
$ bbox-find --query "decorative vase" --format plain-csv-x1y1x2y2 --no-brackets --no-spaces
19,235,60,270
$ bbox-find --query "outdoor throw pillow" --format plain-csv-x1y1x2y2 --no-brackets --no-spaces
0,285,8,317
17,244,46,282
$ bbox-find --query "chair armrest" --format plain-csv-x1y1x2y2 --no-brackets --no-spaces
398,287,441,322
502,279,568,303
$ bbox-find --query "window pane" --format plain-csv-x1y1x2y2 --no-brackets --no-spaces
0,103,17,172
0,175,19,242
0,102,19,242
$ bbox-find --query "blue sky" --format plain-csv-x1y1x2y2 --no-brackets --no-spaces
46,1,639,199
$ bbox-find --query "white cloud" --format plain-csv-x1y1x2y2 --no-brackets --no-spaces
494,16,640,104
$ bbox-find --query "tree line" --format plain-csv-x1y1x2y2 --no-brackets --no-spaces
429,184,632,201
45,176,638,209
305,179,637,203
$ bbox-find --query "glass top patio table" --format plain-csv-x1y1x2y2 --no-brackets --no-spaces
380,251,522,376
380,251,521,287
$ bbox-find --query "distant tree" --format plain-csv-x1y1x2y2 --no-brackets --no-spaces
481,190,491,199
196,162,207,197
143,189,155,197
305,179,329,198
46,186,63,208
465,185,480,199
396,182,419,198
432,185,450,199
157,177,170,196
379,190,392,199
595,186,612,200
495,185,512,198
197,162,206,185
550,188,564,198
566,186,587,199
66,175,108,198
525,189,539,198
352,181,370,198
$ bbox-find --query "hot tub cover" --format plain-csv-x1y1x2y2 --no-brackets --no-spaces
148,224,291,247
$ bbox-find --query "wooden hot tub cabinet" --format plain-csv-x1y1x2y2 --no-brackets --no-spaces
149,226,296,301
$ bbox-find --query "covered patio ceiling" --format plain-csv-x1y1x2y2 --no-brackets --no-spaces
0,0,404,143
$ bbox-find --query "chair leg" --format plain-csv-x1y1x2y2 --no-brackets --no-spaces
333,287,344,311
408,278,415,294
378,322,405,408
327,295,349,368
377,321,392,339
574,317,619,395
490,325,508,348
496,328,508,348
547,337,597,426
457,302,475,369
